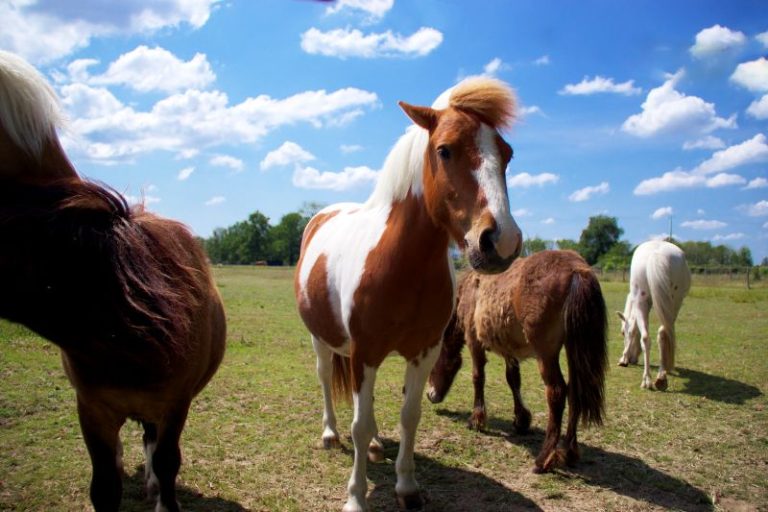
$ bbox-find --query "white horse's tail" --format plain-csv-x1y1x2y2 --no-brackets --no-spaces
0,51,65,159
646,248,690,372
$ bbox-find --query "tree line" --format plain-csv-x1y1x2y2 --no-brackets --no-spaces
203,210,755,269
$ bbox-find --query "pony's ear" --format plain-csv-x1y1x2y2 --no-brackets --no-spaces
616,311,626,322
399,101,437,130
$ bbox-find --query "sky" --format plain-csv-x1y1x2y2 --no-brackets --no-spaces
2,0,767,261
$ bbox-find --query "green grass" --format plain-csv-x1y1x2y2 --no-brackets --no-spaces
1,266,766,511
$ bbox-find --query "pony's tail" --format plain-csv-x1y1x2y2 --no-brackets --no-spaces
331,353,353,405
564,270,608,427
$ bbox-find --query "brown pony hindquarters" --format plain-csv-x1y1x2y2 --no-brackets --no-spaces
428,250,607,473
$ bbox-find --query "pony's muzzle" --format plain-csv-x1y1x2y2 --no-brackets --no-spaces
466,227,521,274
426,385,444,404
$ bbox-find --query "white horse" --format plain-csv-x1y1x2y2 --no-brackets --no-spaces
617,240,690,390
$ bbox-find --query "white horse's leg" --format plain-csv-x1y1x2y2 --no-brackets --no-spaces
395,343,440,509
637,306,653,389
344,365,377,512
312,336,340,448
655,324,674,391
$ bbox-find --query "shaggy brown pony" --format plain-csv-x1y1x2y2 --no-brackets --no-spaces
427,250,607,473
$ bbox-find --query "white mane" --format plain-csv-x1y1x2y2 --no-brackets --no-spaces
0,51,64,159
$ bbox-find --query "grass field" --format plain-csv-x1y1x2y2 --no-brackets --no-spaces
1,266,766,512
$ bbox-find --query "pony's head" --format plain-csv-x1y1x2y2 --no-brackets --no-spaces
0,51,76,183
426,310,464,404
616,305,640,365
399,77,522,273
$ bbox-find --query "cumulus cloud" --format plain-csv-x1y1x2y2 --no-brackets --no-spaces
622,70,736,138
541,217,555,225
177,166,195,180
512,208,532,217
568,182,609,202
758,31,768,48
634,170,748,195
559,75,641,96
747,94,768,119
292,165,378,191
683,135,725,151
0,0,219,64
507,172,559,188
651,206,673,219
340,144,363,154
745,177,768,189
712,232,745,241
742,200,768,217
533,55,550,66
205,195,226,206
210,154,244,172
82,46,216,93
681,219,727,230
689,25,746,59
730,57,768,92
260,141,316,171
300,27,443,59
693,134,768,175
520,105,543,117
325,0,394,20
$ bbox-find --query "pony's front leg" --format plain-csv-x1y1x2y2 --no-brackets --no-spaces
344,364,377,512
151,406,190,512
654,325,673,391
395,343,440,510
312,336,341,448
505,357,531,434
468,337,488,431
77,398,125,512
637,311,653,390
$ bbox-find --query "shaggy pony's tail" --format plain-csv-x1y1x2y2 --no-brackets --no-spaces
563,270,608,427
331,353,353,404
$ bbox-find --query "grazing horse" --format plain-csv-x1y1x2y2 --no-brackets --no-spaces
617,239,690,391
0,50,226,512
295,77,523,511
427,250,608,473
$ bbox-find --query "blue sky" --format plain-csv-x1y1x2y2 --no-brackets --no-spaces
3,0,767,260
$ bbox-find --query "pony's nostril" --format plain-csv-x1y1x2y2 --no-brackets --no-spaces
479,228,495,254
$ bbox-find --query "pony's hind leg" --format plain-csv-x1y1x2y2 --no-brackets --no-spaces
142,422,160,501
312,336,341,449
76,398,125,512
505,357,531,434
636,309,653,389
395,343,440,510
533,356,567,473
344,364,377,512
150,406,189,512
654,325,674,391
468,337,488,431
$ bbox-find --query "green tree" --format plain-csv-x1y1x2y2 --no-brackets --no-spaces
268,212,307,265
523,237,553,255
578,215,624,265
556,239,581,252
598,240,632,270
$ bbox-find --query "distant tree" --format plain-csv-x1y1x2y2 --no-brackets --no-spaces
556,239,581,252
598,240,632,270
299,201,326,219
268,212,307,265
737,246,753,267
579,215,624,265
761,256,768,267
523,237,553,255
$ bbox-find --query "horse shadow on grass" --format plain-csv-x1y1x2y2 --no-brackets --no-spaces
435,409,713,512
120,465,248,512
360,437,542,512
675,366,762,405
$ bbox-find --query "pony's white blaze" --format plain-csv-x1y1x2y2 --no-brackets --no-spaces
474,123,520,259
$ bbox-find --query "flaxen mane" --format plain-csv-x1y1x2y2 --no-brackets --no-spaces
449,77,517,129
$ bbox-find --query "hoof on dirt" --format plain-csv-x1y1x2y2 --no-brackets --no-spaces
396,491,424,511
322,436,341,450
367,444,384,463
513,410,532,434
617,361,628,367
654,376,668,391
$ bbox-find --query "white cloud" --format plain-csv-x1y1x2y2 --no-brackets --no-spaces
210,154,244,172
0,0,219,64
533,55,550,66
84,46,215,93
512,208,532,217
125,194,160,206
177,166,194,181
705,172,746,188
176,148,199,159
507,172,559,188
520,105,543,117
730,57,768,92
484,58,502,75
693,134,768,175
634,169,748,195
260,141,316,171
683,135,725,150
764,221,768,229
689,25,746,59
742,200,768,217
745,177,768,189
746,94,768,119
758,31,768,48
697,209,706,215
542,217,555,225
569,182,609,202
292,165,378,191
57,79,378,164
622,70,736,138
681,219,727,230
559,75,641,96
205,195,226,206
300,27,443,59
712,232,746,241
326,0,394,20
340,144,363,154
651,206,673,219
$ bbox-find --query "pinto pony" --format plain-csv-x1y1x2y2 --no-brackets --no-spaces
295,77,523,511
0,51,226,512
427,250,608,473
617,239,690,391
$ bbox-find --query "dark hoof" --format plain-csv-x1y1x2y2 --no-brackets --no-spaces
617,361,628,367
426,388,443,404
322,436,341,450
513,410,532,434
396,491,424,511
468,410,486,431
654,376,668,391
531,464,547,474
367,444,385,463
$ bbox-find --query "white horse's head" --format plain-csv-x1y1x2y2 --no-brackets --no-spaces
616,302,640,365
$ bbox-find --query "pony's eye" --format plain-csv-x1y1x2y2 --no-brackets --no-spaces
437,145,451,160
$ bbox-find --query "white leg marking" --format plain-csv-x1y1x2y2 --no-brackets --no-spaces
343,365,377,512
396,343,441,500
313,336,340,446
144,440,159,499
636,306,653,389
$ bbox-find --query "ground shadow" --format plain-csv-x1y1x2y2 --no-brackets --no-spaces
360,436,542,512
121,466,248,512
675,366,762,405
436,408,713,512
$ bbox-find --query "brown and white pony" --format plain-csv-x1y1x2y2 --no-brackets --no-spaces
295,77,523,511
0,51,226,512
427,250,608,473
